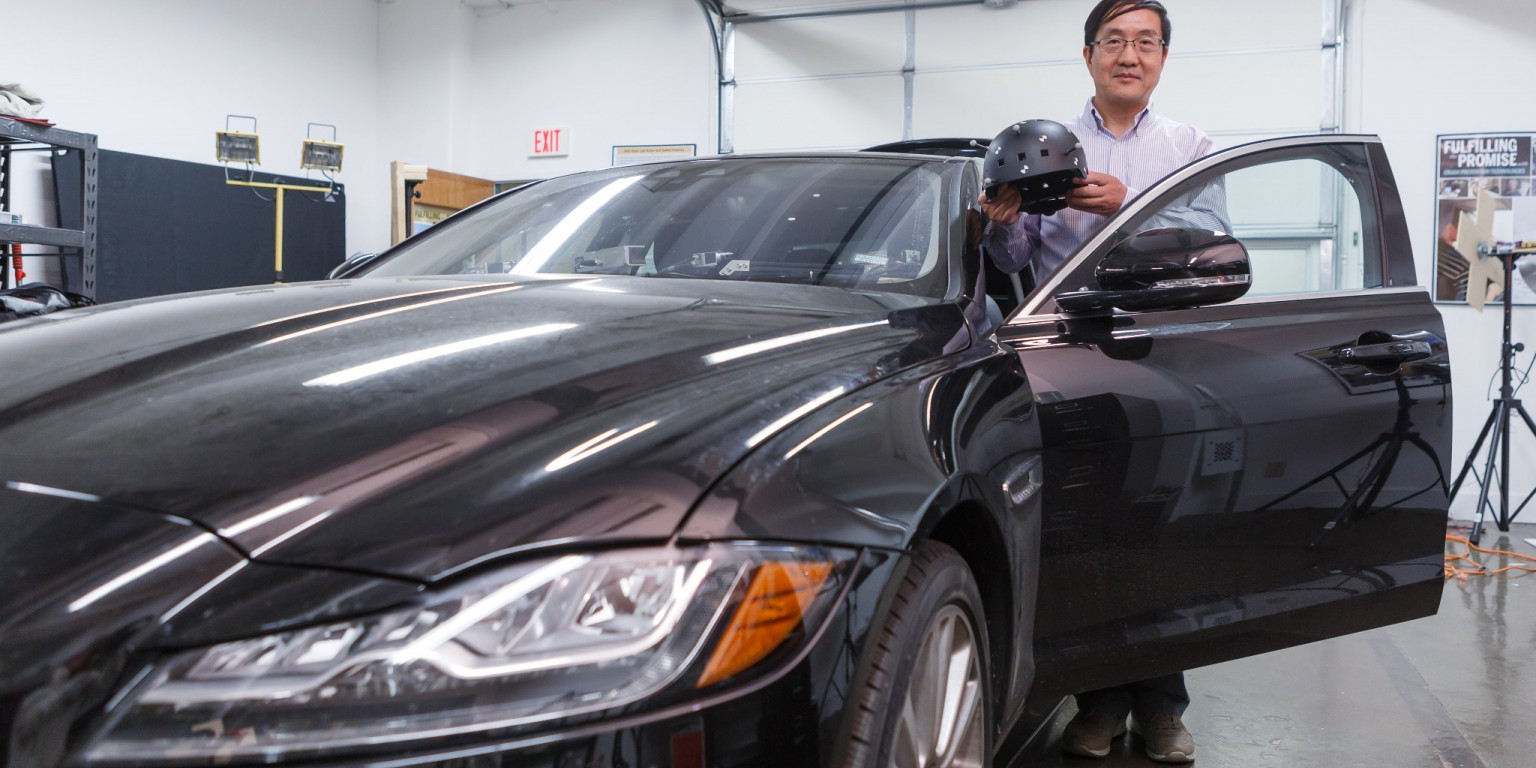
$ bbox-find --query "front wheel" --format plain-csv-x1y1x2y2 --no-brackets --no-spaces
841,541,991,768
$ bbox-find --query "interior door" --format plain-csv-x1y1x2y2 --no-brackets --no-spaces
1002,137,1451,696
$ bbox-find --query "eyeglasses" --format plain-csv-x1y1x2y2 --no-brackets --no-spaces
1090,37,1166,55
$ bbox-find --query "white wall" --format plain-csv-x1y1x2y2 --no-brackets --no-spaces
456,0,716,180
1352,0,1536,519
2,0,385,262
377,0,477,176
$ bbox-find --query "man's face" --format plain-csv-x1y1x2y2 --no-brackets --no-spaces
1083,8,1168,111
1440,216,1460,245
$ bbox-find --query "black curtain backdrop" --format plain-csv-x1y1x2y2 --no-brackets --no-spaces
54,149,346,302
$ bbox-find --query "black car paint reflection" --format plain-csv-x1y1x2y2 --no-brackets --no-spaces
997,291,1450,700
0,140,1450,767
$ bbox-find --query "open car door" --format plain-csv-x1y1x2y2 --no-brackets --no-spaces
999,135,1450,697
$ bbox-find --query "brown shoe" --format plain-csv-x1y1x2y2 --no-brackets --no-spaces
1061,706,1128,758
1132,713,1195,763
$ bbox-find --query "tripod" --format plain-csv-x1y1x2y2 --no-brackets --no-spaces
1252,367,1445,549
1446,245,1536,545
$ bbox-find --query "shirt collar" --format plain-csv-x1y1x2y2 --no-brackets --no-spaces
1083,99,1156,138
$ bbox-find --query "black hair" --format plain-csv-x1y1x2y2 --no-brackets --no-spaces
1084,0,1171,46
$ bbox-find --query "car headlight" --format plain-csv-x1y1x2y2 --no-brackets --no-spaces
84,544,857,764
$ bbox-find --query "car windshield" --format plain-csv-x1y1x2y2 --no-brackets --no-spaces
362,157,953,299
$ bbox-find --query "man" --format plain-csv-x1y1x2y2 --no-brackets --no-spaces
980,0,1211,286
977,1,1204,763
1437,199,1472,301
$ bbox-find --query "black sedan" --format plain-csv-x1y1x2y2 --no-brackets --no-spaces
0,135,1450,768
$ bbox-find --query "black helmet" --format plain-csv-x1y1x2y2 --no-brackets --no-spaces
983,119,1088,216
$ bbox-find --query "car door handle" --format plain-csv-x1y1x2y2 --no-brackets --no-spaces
1338,340,1433,366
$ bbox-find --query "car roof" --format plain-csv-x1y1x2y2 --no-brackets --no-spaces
860,138,991,158
672,150,976,165
608,146,983,168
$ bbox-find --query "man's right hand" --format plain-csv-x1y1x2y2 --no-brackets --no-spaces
977,185,1022,227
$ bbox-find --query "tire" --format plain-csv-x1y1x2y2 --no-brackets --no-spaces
840,540,991,768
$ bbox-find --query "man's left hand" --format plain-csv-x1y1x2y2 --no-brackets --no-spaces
1068,172,1127,216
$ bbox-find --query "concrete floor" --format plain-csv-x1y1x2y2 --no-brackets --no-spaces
1054,522,1536,768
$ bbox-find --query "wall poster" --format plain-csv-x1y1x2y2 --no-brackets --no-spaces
612,144,697,167
1433,132,1536,306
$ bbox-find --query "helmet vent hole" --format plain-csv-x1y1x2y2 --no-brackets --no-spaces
1015,153,1027,162
1040,149,1051,157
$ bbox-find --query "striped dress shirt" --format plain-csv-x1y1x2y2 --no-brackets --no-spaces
986,99,1214,277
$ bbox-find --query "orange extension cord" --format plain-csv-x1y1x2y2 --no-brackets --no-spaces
1444,533,1536,579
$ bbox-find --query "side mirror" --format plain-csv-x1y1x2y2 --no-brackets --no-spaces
1056,228,1251,313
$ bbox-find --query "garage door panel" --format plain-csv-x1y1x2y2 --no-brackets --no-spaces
729,1,1328,156
913,66,1088,139
736,13,907,80
1153,50,1325,135
916,4,1089,70
734,76,906,152
915,0,1321,71
1154,0,1321,49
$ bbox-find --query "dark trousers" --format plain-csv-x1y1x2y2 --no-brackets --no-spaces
1074,672,1189,719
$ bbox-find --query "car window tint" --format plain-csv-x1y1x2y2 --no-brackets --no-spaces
1105,144,1381,297
363,158,951,299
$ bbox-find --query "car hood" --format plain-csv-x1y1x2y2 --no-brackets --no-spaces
0,275,968,581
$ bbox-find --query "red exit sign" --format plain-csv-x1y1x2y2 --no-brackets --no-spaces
530,127,570,158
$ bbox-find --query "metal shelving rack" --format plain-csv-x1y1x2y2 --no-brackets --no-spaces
0,116,98,298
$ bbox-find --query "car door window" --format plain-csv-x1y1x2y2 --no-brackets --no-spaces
1068,142,1382,301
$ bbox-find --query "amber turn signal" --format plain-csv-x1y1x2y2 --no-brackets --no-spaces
696,561,833,688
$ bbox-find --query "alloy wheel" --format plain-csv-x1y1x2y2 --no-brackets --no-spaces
890,603,985,768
